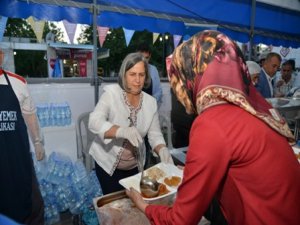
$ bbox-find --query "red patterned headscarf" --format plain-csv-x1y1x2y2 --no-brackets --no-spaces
168,30,294,143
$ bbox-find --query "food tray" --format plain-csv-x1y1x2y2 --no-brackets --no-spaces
93,190,150,225
119,162,183,204
93,190,127,208
292,146,300,163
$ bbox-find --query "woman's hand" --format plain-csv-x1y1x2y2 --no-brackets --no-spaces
115,127,143,147
158,147,174,164
126,187,148,213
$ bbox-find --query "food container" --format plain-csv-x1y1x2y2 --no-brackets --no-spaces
93,190,150,225
292,146,300,163
93,163,183,224
119,162,183,205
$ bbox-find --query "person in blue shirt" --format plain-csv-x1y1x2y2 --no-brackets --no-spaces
137,43,163,107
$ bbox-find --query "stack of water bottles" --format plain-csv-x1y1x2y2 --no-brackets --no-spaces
36,102,72,128
33,152,102,225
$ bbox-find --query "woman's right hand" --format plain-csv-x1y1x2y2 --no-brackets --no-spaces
115,127,143,147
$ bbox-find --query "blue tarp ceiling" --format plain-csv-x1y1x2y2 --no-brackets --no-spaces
0,0,300,47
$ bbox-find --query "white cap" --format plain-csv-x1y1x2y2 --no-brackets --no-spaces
258,51,270,61
246,61,261,75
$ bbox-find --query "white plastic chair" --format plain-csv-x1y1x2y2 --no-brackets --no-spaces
76,112,95,172
159,113,173,149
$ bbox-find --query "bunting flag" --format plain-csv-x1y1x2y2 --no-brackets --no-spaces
0,16,8,42
173,35,182,49
97,26,109,47
26,16,45,43
62,20,77,44
183,34,191,42
122,28,135,46
153,33,160,44
279,47,290,58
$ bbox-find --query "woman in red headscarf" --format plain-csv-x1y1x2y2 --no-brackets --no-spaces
126,30,300,225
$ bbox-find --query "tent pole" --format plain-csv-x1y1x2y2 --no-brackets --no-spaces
92,0,99,105
249,0,256,60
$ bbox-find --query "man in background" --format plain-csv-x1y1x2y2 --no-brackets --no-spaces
137,43,163,167
256,52,281,98
137,43,163,107
273,59,296,97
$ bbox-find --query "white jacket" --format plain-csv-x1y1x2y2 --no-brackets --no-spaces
88,84,165,175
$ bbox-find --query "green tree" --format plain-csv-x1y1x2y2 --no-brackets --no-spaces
4,18,64,77
78,25,173,77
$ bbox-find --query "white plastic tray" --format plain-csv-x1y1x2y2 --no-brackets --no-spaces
292,146,300,163
119,162,183,202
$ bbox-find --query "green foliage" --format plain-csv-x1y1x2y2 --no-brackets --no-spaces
4,18,64,77
4,18,34,38
4,18,64,41
78,25,174,77
5,18,176,78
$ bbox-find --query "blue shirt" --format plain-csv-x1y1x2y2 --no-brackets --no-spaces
148,64,163,106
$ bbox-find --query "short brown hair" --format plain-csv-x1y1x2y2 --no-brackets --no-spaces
118,52,151,91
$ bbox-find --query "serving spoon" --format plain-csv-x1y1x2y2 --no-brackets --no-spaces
139,168,160,198
135,144,160,198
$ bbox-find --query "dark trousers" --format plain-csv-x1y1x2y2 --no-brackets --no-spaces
95,163,139,195
144,135,159,169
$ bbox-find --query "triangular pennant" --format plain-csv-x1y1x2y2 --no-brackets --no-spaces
183,34,191,42
0,16,8,42
62,20,77,44
153,33,160,44
27,16,45,43
97,26,109,47
122,28,135,46
173,35,182,49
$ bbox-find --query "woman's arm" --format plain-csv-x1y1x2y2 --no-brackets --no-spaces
88,91,116,140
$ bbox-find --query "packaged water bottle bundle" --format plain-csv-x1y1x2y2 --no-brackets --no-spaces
32,152,103,225
36,102,72,127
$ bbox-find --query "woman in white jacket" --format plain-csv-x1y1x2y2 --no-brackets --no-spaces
88,52,173,194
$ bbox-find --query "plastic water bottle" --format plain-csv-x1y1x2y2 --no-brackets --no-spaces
44,204,60,225
53,184,69,212
44,103,50,127
35,158,48,182
65,102,72,125
37,104,46,127
36,105,43,127
60,103,66,126
46,152,72,185
72,161,88,182
89,170,103,198
55,103,62,126
49,103,56,126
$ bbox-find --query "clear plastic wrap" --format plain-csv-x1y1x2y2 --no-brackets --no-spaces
95,196,150,225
